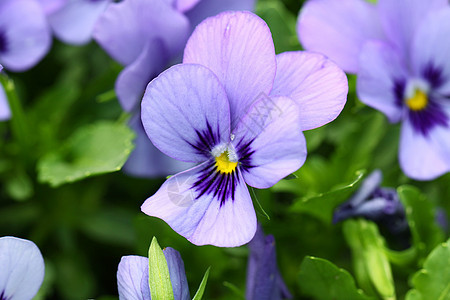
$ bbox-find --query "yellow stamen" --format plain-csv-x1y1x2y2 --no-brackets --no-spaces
406,89,428,111
215,151,237,174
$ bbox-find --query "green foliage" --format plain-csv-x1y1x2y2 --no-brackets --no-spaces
148,237,175,300
192,267,210,300
406,239,450,300
298,256,372,300
37,121,135,187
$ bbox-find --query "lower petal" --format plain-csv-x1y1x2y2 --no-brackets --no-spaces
141,163,257,247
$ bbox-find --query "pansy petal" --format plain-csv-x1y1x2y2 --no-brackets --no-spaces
297,0,383,73
36,0,68,15
116,39,168,112
0,85,10,121
141,162,257,247
411,8,450,95
183,11,276,129
164,248,190,300
270,51,348,131
399,119,450,180
357,40,407,123
117,255,148,300
93,0,189,66
49,0,110,45
185,0,256,29
0,236,45,300
378,0,447,57
232,96,306,189
0,0,51,72
123,113,193,178
141,64,230,163
175,0,201,13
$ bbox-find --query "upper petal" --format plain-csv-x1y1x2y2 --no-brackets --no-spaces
297,0,384,73
378,0,448,57
185,0,256,29
48,0,111,45
0,0,51,72
270,51,348,131
93,0,189,66
0,84,10,121
232,96,307,189
183,11,276,129
141,162,257,247
141,64,230,163
357,40,407,123
117,255,148,300
0,236,45,300
163,248,190,300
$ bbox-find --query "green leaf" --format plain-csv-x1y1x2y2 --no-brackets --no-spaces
148,237,174,300
298,256,372,300
192,267,211,300
37,121,135,187
406,239,450,300
289,170,364,224
397,185,445,258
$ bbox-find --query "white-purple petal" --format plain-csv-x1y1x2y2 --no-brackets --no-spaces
0,0,51,72
270,51,348,131
183,11,276,129
0,236,45,300
117,255,148,300
232,96,306,189
141,64,230,163
357,40,407,123
297,0,384,73
141,162,257,247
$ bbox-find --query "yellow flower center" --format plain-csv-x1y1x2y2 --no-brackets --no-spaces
215,151,238,174
406,89,428,111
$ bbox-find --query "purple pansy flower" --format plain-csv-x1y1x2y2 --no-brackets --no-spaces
0,65,10,121
298,0,450,180
0,236,45,300
246,225,292,300
0,0,51,72
117,247,190,300
45,0,111,45
140,11,347,247
93,0,256,178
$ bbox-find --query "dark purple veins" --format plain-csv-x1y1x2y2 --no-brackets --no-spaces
0,30,8,54
188,121,222,156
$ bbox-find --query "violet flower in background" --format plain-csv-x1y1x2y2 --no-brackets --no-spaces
333,170,410,249
246,225,292,300
36,0,68,15
298,0,450,180
0,0,51,72
117,247,190,300
0,236,45,300
0,65,10,121
140,11,347,247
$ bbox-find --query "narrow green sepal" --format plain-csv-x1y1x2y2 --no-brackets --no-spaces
192,267,210,300
148,237,175,300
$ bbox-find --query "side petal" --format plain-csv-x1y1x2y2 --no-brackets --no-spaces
115,39,168,112
183,11,276,129
141,162,257,247
0,236,45,300
141,64,230,163
357,40,407,123
48,0,111,45
0,84,10,121
399,119,450,180
410,8,450,95
0,0,51,72
123,113,193,178
297,0,383,73
270,51,348,131
163,248,190,300
378,0,447,57
232,96,306,189
185,0,256,29
117,255,148,300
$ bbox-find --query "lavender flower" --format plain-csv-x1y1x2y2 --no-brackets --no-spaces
140,11,347,247
117,248,190,300
36,0,68,15
0,236,45,300
246,225,292,300
0,65,10,121
298,0,450,180
0,0,51,72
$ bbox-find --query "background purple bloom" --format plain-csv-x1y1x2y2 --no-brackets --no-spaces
298,0,450,180
0,65,10,121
